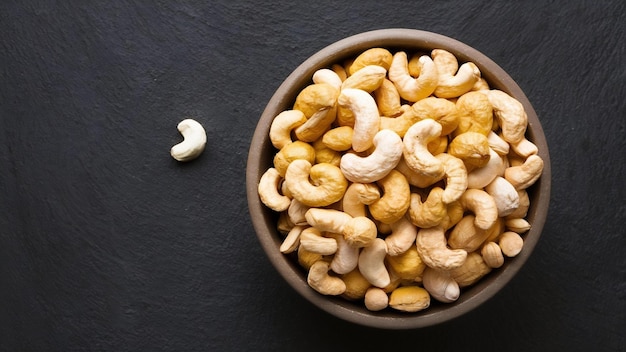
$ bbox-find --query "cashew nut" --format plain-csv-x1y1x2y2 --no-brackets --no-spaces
258,168,291,212
273,140,316,177
498,231,524,257
374,78,403,117
304,208,352,234
358,238,391,288
341,269,372,301
505,218,531,234
454,91,493,137
170,119,207,162
481,241,504,268
416,226,467,271
448,132,491,169
459,189,499,231
340,129,403,183
368,170,411,224
364,287,389,311
349,47,393,75
279,224,305,254
487,130,510,155
269,110,307,149
388,52,438,102
449,251,491,288
479,89,528,144
384,214,418,256
385,244,426,281
342,216,378,248
402,119,445,178
432,49,481,98
322,126,354,152
328,233,359,275
287,198,309,226
284,159,348,207
293,83,339,142
312,68,342,91
436,153,469,204
297,245,322,270
422,267,460,303
307,260,346,296
411,96,460,136
299,227,338,255
507,189,530,219
408,187,446,228
338,88,381,152
379,104,419,137
467,147,504,189
504,154,544,190
485,176,520,217
447,214,492,252
341,65,387,92
342,182,380,218
312,138,341,166
388,286,430,312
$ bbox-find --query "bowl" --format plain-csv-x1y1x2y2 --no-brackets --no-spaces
246,28,551,329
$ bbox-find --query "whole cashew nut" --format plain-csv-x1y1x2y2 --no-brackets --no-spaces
269,110,307,149
299,227,338,255
479,89,528,144
459,189,499,231
485,176,520,217
304,208,377,248
422,267,460,303
258,168,291,212
449,252,491,288
408,187,446,228
384,214,418,256
338,88,381,152
287,198,309,226
340,129,403,183
432,49,481,98
416,226,467,271
358,238,391,288
170,119,207,162
341,65,387,92
436,153,469,204
388,52,438,102
284,159,347,207
504,154,544,190
411,97,460,136
307,260,346,296
342,182,380,218
374,78,403,117
467,148,504,189
312,68,342,91
349,47,393,75
368,170,411,225
402,119,445,179
328,233,359,274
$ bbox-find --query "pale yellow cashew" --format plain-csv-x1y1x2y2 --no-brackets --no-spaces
304,208,377,248
388,286,430,312
448,132,491,169
384,214,418,256
395,157,442,188
385,244,426,281
449,252,491,288
331,63,348,81
273,140,316,177
299,227,338,256
479,89,528,144
328,233,359,275
467,148,504,189
341,269,371,301
485,176,520,217
293,83,339,142
269,110,307,149
322,126,353,152
364,287,389,311
379,104,418,137
258,168,291,212
311,138,341,166
459,189,499,231
507,189,530,219
284,159,348,207
402,119,445,179
431,49,481,98
510,137,538,158
504,154,544,190
447,214,492,252
170,119,207,162
498,231,524,257
279,224,305,254
307,260,346,296
349,47,393,75
487,130,510,155
481,242,505,268
342,216,378,248
294,105,337,143
297,246,322,270
436,153,468,204
408,187,446,228
411,97,460,136
287,198,309,226
422,267,460,303
374,78,403,117
416,226,467,271
342,182,380,218
340,129,403,183
338,88,381,152
358,238,391,288
368,170,411,224
341,65,387,92
505,218,531,234
388,52,438,102
312,68,342,91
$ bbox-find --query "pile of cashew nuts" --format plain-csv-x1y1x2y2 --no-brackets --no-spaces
257,47,544,313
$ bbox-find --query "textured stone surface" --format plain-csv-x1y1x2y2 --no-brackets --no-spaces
0,1,624,351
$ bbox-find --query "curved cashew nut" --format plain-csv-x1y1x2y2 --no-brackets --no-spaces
384,214,418,256
388,52,438,102
305,208,377,248
322,126,354,152
432,49,481,99
459,189,499,231
273,140,316,177
411,97,460,136
485,176,520,217
504,154,544,190
479,89,528,144
340,129,403,183
416,226,467,271
341,65,387,92
402,119,445,178
307,260,346,296
312,68,342,91
422,267,460,303
374,78,403,117
299,227,338,256
510,137,538,159
454,91,493,137
328,233,359,275
293,83,339,142
284,159,348,207
467,148,504,189
342,182,380,218
447,214,492,252
358,238,391,288
436,153,468,204
258,168,291,212
395,157,442,188
342,216,378,248
408,187,446,228
449,252,491,288
338,88,381,152
287,198,309,226
349,47,393,75
269,110,307,149
368,170,411,225
170,119,207,162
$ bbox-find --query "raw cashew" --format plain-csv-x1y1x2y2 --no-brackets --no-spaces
368,170,411,224
358,238,391,288
388,52,438,102
408,187,446,228
287,198,309,226
341,269,371,301
431,49,458,77
342,182,380,218
479,89,528,144
299,227,337,256
388,286,430,312
349,47,393,75
273,140,316,177
505,218,531,234
294,105,337,143
379,104,419,137
304,208,352,234
293,83,339,118
279,225,305,254
312,138,341,166
312,68,342,91
258,168,291,212
307,260,346,296
374,78,403,117
449,252,491,288
448,132,491,169
485,176,520,217
416,226,467,271
322,126,354,152
432,49,481,98
402,119,445,178
338,88,381,152
436,153,468,204
459,189,499,231
340,129,403,183
498,231,524,257
454,91,493,137
481,241,504,268
170,119,207,162
507,189,529,219
504,154,544,190
342,216,378,248
510,137,538,159
329,233,359,274
269,110,307,149
284,160,348,207
297,246,322,270
364,287,389,311
341,65,387,92
395,157,442,188
467,148,504,189
447,214,492,252
422,267,460,303
385,244,426,281
487,130,510,155
384,215,418,256
411,97,460,136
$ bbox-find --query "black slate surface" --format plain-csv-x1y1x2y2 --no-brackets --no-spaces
1,1,624,351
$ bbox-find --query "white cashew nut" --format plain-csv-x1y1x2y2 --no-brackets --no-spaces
358,238,391,288
312,68,343,91
299,227,338,255
340,129,403,183
402,119,445,178
422,267,460,303
328,233,359,275
388,52,438,102
279,225,305,254
485,176,520,217
467,148,504,189
170,119,207,162
338,88,381,152
258,168,291,212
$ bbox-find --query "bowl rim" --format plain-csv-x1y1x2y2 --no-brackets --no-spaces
246,28,551,329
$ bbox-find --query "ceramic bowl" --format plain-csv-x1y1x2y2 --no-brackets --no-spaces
246,28,551,329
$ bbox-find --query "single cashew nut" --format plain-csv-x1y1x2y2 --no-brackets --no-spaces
299,227,338,256
408,187,446,228
341,269,372,301
422,267,460,303
358,238,391,288
284,159,348,207
507,189,530,219
341,65,387,92
436,153,469,204
432,49,481,98
485,176,520,217
388,52,438,102
364,287,389,311
411,96,460,136
487,130,510,155
449,252,491,288
304,208,352,233
402,119,445,178
342,216,378,248
374,78,403,117
338,88,381,152
287,198,309,226
416,226,467,271
510,137,538,159
349,47,393,75
312,68,342,91
384,214,418,256
342,182,380,218
498,231,524,257
322,126,354,151
368,170,411,225
479,89,528,144
269,110,307,149
340,129,403,183
279,224,305,254
307,260,346,296
170,119,207,162
467,148,504,189
385,244,426,281
328,233,359,275
448,132,491,169
388,286,430,312
258,168,291,212
459,189,499,231
504,154,544,190
505,218,532,234
447,214,492,252
454,91,493,137
293,83,339,142
481,241,504,268
273,140,316,177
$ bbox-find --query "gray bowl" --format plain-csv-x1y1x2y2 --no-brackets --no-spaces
246,28,551,329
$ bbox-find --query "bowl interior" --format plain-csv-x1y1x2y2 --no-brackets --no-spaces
246,28,551,329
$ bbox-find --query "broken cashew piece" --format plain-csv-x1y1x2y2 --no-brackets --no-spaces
388,52,438,102
340,129,403,183
170,119,207,162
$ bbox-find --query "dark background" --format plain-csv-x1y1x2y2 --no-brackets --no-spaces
1,1,624,351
